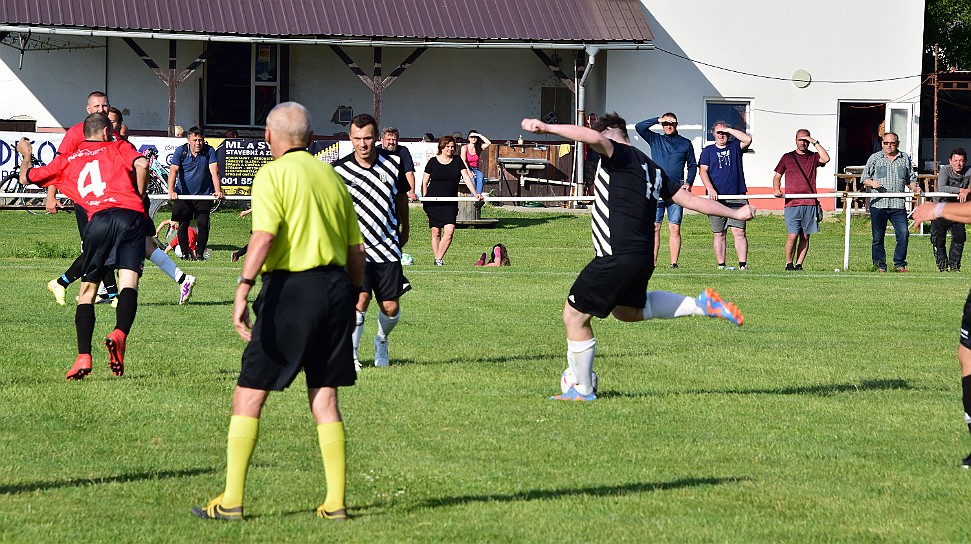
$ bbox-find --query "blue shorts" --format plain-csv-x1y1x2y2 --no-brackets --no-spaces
784,205,820,235
655,200,683,225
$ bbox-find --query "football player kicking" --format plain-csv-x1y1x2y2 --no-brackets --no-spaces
18,112,150,380
521,114,756,401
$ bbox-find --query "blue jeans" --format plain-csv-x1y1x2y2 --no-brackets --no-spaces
654,199,683,225
470,167,484,194
870,205,909,269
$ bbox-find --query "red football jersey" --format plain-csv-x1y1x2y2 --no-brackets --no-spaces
29,140,146,217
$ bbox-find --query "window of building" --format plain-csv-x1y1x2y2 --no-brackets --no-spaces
205,44,287,127
704,99,751,142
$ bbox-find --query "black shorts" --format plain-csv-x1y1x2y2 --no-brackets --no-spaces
80,209,147,283
362,261,411,302
171,199,211,222
961,288,971,350
239,266,357,391
568,252,653,319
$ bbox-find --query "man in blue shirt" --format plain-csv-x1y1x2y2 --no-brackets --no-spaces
167,126,223,260
635,113,697,268
699,121,753,270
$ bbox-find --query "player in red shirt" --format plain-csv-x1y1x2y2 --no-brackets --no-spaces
18,112,150,380
44,91,197,306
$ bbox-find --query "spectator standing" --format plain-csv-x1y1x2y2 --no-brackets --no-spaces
421,135,483,266
772,129,830,271
698,121,753,270
461,129,492,198
167,126,224,260
192,102,365,522
333,114,412,370
861,131,919,272
931,148,971,271
376,127,418,201
635,112,697,268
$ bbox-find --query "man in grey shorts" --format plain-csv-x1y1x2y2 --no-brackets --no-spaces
772,129,830,270
698,121,753,269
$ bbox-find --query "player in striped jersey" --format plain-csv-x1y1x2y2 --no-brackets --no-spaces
332,114,411,370
522,114,756,401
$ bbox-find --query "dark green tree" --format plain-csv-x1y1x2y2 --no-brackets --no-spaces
926,0,971,70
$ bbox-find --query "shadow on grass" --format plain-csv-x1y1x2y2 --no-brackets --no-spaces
139,300,232,307
412,476,749,510
0,467,216,495
600,378,912,399
378,352,557,367
487,215,573,229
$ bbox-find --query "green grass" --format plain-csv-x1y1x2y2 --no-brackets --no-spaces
1,205,970,542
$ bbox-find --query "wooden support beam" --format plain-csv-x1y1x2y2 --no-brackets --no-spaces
533,49,576,94
122,38,219,135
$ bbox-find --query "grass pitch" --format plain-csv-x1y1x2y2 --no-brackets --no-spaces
1,205,970,542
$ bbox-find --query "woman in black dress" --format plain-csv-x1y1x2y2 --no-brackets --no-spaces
421,135,483,266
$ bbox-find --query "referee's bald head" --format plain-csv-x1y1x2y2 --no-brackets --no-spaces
266,102,312,154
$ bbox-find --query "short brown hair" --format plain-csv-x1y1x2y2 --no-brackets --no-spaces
438,135,456,152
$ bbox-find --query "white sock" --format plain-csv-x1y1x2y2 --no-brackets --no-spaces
352,311,366,359
568,338,596,395
149,248,182,283
376,309,400,341
642,291,705,320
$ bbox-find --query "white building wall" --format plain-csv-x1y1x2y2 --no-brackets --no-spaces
0,43,107,129
290,45,579,140
607,0,925,203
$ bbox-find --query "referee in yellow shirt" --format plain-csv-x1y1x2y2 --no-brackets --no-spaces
192,102,365,522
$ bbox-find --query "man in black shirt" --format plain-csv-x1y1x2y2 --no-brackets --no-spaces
521,113,756,401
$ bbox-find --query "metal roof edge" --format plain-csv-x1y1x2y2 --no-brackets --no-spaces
0,25,655,50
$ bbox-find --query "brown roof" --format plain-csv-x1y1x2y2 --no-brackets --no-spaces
0,0,652,44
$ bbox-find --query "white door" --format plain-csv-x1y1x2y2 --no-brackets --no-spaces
885,102,916,160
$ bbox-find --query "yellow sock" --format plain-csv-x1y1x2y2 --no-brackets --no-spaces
317,421,346,512
222,415,259,508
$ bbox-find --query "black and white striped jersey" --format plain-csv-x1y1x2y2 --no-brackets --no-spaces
332,150,410,263
591,143,678,257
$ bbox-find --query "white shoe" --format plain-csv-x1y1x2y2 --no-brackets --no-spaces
373,336,389,367
179,274,196,305
353,358,362,374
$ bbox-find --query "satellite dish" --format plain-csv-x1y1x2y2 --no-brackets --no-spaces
793,69,812,88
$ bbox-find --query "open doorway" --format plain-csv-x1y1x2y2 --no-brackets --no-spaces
836,101,885,175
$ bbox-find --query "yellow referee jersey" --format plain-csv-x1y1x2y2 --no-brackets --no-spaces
251,149,363,273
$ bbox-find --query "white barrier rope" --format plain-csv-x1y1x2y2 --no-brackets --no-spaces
2,189,958,272
0,191,953,201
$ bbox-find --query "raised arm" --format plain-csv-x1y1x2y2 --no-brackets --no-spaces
634,117,660,144
671,187,756,220
521,118,613,158
470,131,491,149
718,126,752,151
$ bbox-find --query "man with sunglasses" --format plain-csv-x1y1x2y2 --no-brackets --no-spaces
635,113,697,268
861,132,919,272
